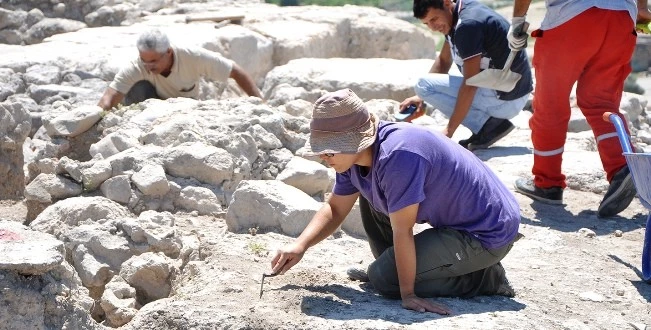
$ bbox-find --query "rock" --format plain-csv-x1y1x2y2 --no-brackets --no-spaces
30,196,131,237
262,58,433,103
0,69,26,102
0,221,65,275
632,34,651,73
276,156,332,197
175,186,223,216
0,99,31,199
614,230,623,237
84,5,130,28
72,244,113,288
0,8,27,30
225,180,322,235
80,160,113,191
282,99,313,118
43,105,103,138
204,24,274,86
164,142,235,186
101,276,138,327
579,291,605,302
248,124,283,149
578,228,596,238
24,64,62,85
89,130,141,158
132,164,170,196
100,175,133,204
24,173,82,203
24,18,87,44
67,225,134,270
120,252,176,304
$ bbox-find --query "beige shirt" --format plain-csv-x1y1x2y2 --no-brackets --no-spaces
109,45,233,99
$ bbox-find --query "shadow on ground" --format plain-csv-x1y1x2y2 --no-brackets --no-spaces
608,254,651,302
269,283,526,324
473,146,531,160
519,203,648,235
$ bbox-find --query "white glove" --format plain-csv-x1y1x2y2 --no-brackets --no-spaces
507,16,529,51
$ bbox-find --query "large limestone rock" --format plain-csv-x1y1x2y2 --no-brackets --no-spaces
225,180,322,235
30,196,132,236
24,173,82,203
0,221,65,275
164,142,235,186
43,105,103,137
262,58,433,102
276,156,333,197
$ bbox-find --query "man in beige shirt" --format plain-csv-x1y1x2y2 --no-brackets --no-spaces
98,29,262,110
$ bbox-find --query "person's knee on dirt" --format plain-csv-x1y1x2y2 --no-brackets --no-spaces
510,0,638,217
269,88,521,315
97,28,262,111
399,0,532,151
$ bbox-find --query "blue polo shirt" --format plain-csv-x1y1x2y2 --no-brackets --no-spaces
447,0,533,100
333,121,521,250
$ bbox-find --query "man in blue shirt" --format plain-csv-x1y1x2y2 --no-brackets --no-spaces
401,0,533,150
270,89,520,314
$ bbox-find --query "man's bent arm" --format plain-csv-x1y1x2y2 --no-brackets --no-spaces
97,87,124,111
429,42,453,74
230,63,263,99
445,55,481,137
271,193,358,274
389,204,419,299
294,193,358,251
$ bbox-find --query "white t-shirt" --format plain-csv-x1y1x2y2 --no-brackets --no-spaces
109,45,233,99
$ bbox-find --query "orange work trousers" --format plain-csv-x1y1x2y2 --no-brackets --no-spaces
530,7,636,189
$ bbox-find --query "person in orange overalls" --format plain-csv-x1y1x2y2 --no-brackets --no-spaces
509,0,638,218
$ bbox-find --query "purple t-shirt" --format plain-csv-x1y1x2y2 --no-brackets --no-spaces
333,121,520,249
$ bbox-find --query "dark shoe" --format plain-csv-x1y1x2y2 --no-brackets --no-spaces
493,263,515,297
467,117,515,151
514,178,563,205
598,166,637,218
459,133,479,149
346,266,369,282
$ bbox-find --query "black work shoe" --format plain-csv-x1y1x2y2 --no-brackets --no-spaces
459,133,479,149
346,266,369,282
514,178,563,205
598,166,637,218
492,263,516,297
467,117,515,151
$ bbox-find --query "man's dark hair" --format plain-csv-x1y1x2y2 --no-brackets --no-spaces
413,0,446,19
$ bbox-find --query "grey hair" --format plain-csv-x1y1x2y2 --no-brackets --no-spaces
136,29,170,54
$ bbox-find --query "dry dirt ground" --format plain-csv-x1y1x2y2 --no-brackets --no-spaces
3,160,651,329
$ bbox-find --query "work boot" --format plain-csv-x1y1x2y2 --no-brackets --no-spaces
598,166,637,218
467,117,515,151
514,178,563,205
459,133,479,149
492,263,516,297
346,266,369,282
